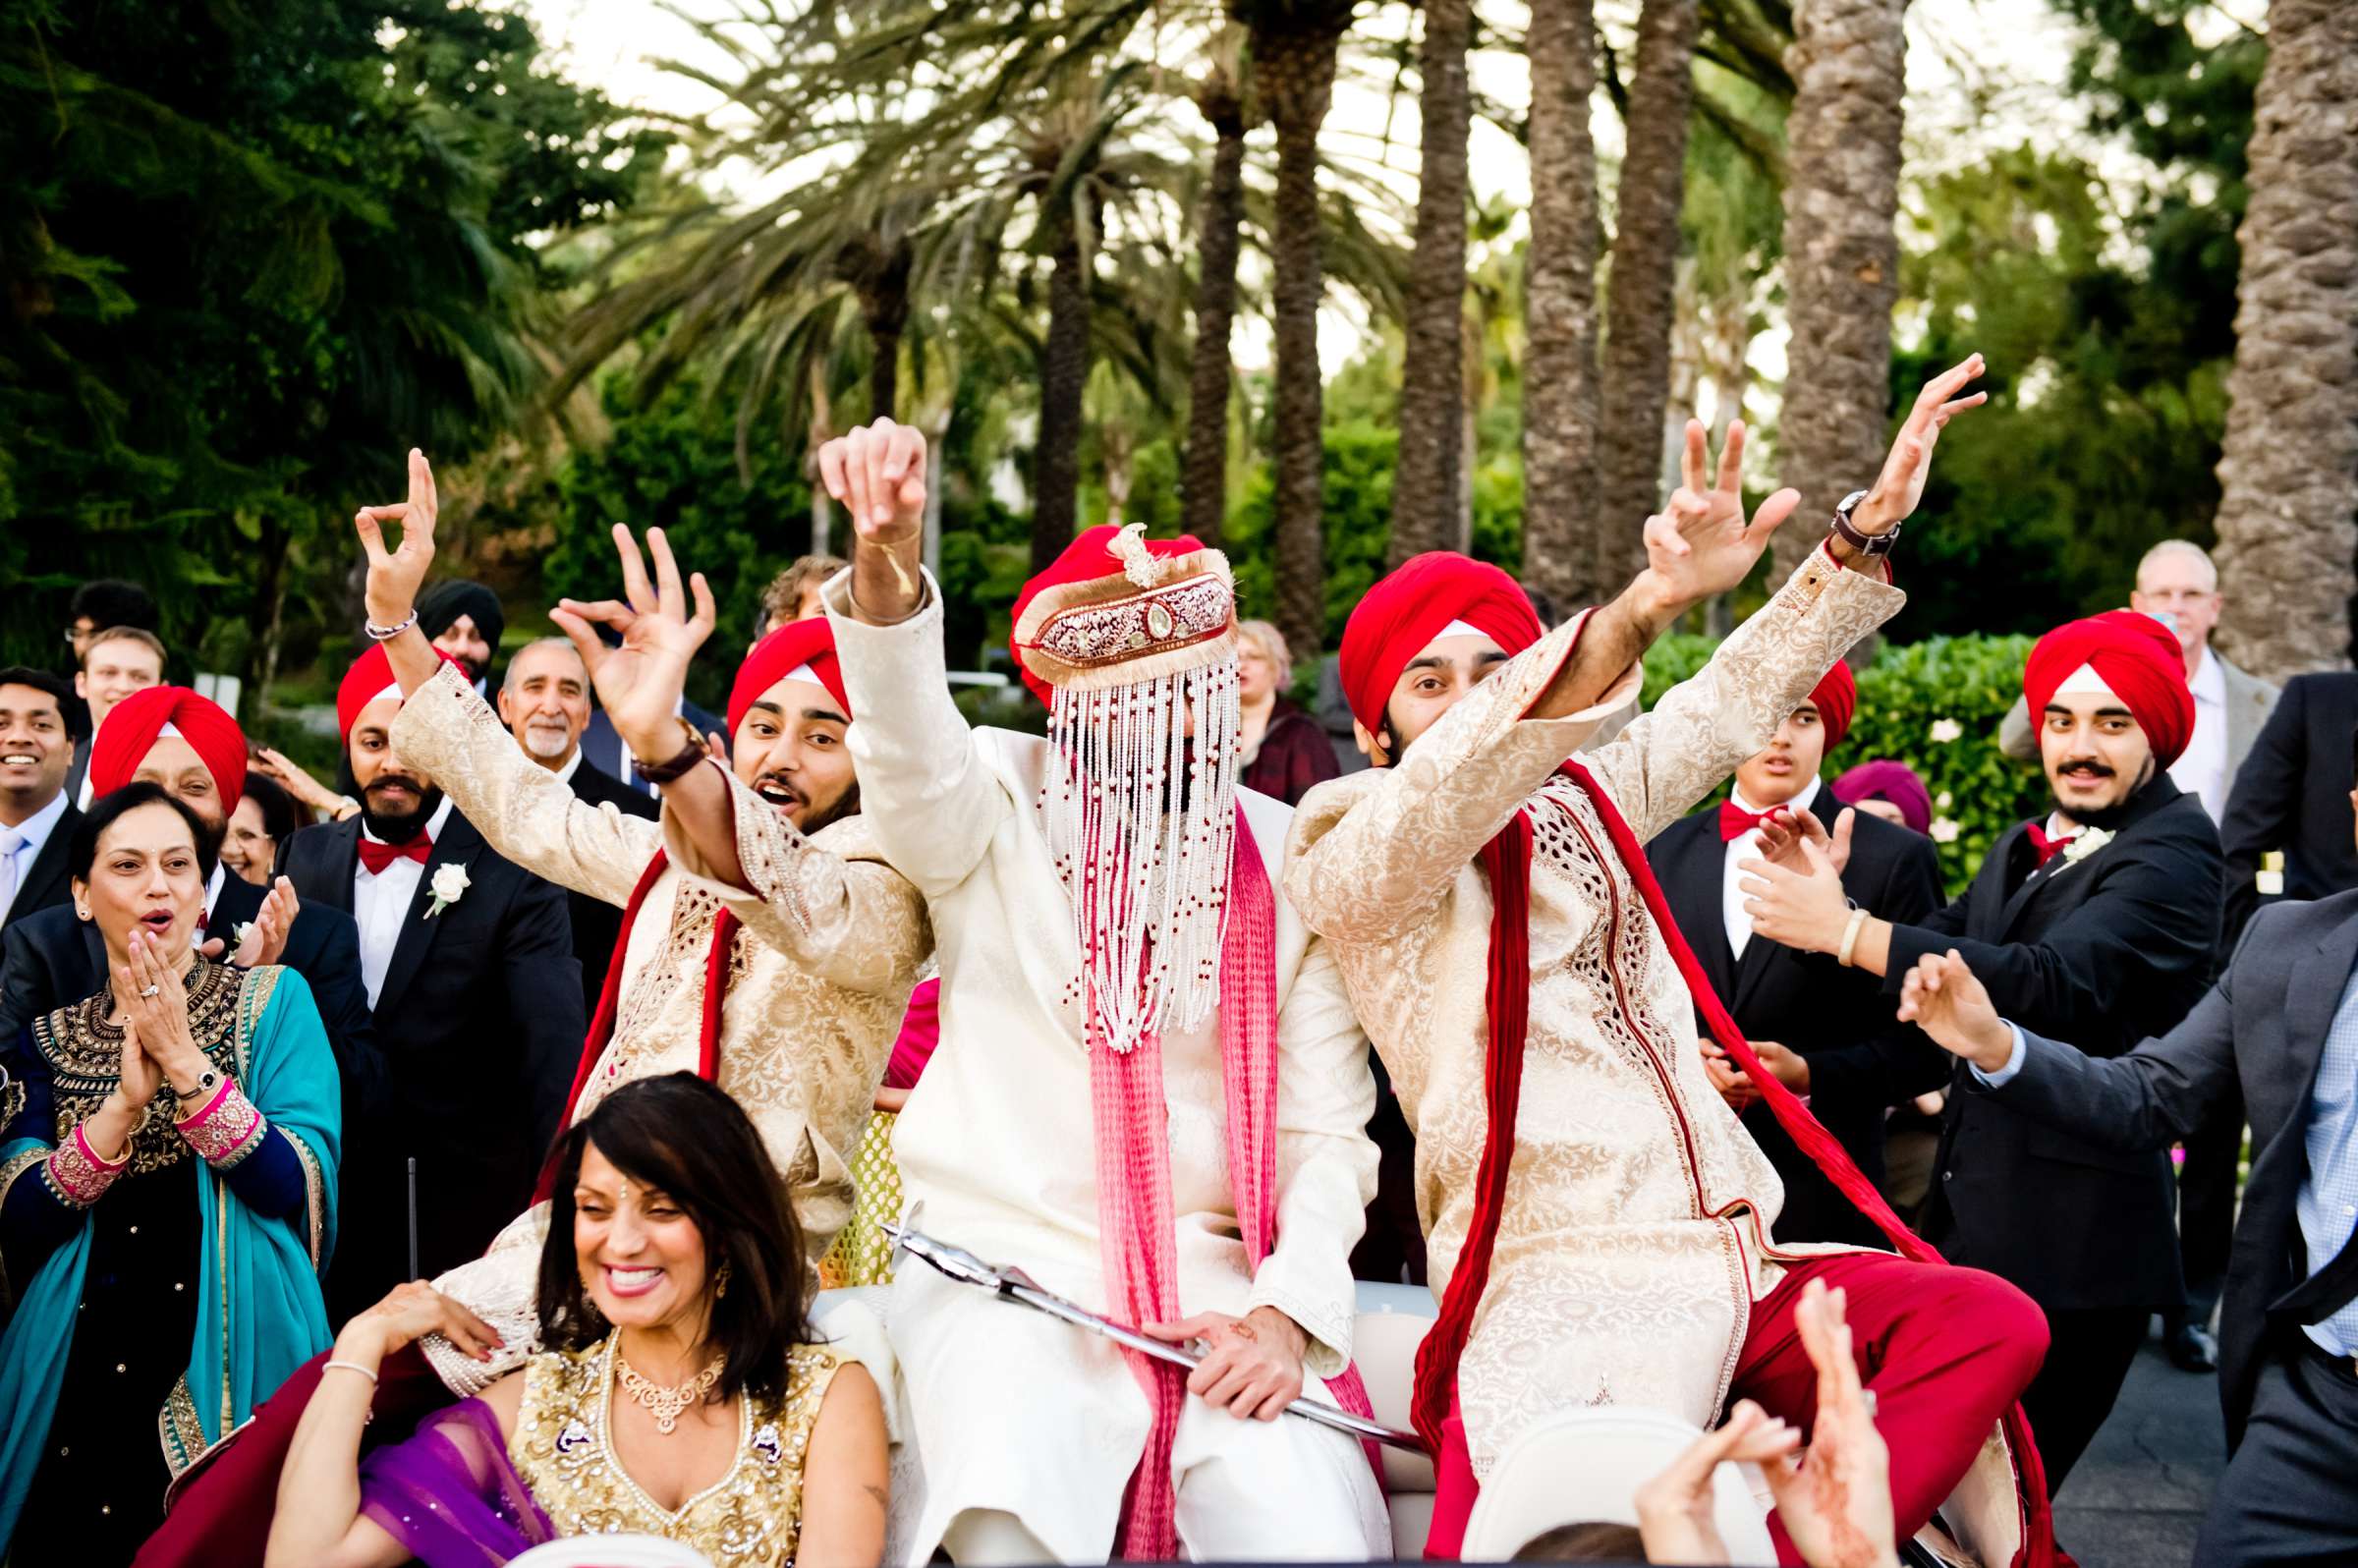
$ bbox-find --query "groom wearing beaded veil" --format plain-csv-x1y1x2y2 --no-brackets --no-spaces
814,419,1387,1564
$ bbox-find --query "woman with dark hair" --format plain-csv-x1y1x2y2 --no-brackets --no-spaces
221,770,309,884
267,1073,887,1568
0,783,340,1564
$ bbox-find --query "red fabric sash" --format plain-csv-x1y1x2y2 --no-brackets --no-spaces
536,850,740,1201
1097,809,1386,1559
1412,760,2055,1568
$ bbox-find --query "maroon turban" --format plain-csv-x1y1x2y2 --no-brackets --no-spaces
1808,661,1857,753
88,686,247,813
1831,759,1933,835
1337,552,1543,734
730,619,850,735
2022,609,2193,767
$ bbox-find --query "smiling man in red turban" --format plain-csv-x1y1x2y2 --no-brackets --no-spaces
1289,359,2065,1568
1742,601,2224,1500
811,419,1387,1565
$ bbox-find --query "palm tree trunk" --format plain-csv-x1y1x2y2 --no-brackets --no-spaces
1520,0,1606,613
1032,220,1093,574
1774,0,1905,578
1390,0,1473,569
1257,9,1351,661
1183,75,1249,549
1598,0,1702,585
858,249,910,423
2212,0,2358,681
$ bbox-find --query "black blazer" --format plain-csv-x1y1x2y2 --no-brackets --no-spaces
1888,773,2222,1312
0,872,382,1124
1650,791,1946,1246
0,800,81,931
581,697,726,798
279,810,584,1313
562,756,660,1015
1985,889,2358,1446
2220,671,2358,943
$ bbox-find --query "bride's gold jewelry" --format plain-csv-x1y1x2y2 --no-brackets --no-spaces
614,1338,723,1436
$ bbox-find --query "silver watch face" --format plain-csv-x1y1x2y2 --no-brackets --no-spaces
1836,488,1872,517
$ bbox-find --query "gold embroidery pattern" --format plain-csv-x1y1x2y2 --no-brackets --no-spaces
177,1080,265,1165
34,959,243,1177
509,1337,842,1566
159,1374,207,1479
42,1125,124,1206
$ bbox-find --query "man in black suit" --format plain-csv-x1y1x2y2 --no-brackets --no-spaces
2221,671,2358,943
287,642,584,1318
0,668,81,930
495,636,660,1015
1899,863,2358,1566
1742,609,2223,1491
1649,662,1945,1245
0,684,381,1122
581,694,727,798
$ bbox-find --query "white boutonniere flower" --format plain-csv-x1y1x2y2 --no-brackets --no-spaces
2057,826,2114,869
426,864,471,918
234,922,255,949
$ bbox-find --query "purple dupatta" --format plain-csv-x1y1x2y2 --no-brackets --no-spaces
357,1398,556,1565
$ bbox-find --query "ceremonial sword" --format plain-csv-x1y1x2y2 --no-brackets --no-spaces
882,1219,1425,1454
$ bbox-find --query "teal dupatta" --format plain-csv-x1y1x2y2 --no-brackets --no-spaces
0,965,341,1551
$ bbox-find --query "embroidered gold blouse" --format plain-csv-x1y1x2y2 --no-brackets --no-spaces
510,1336,844,1567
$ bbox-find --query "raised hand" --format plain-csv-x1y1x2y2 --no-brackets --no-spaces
1738,832,1853,956
1895,949,2014,1072
817,419,929,549
231,876,300,968
1756,806,1856,877
354,449,440,630
1759,1281,1901,1568
1638,419,1802,613
119,931,209,1091
549,525,717,762
1631,1398,1802,1565
114,1014,165,1112
1848,354,1988,536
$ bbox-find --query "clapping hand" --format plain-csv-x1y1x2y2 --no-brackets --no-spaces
1758,1280,1901,1568
1895,950,2015,1074
1756,807,1857,878
549,527,718,763
353,449,440,631
1846,355,1988,537
1632,1399,1803,1564
201,875,298,967
1738,834,1853,956
1635,420,1802,615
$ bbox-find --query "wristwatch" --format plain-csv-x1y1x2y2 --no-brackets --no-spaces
632,718,708,787
1829,489,1900,557
176,1069,220,1102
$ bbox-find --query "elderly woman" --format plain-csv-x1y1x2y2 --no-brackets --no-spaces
220,771,309,884
267,1073,888,1568
0,782,339,1564
1234,619,1341,806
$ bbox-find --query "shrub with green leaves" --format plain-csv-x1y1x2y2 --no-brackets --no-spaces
1640,632,2047,893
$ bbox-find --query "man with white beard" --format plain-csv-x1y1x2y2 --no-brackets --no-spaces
496,636,658,1015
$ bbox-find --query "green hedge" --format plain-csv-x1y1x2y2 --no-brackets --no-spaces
1640,632,2048,893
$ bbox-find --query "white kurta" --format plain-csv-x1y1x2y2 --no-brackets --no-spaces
822,570,1387,1564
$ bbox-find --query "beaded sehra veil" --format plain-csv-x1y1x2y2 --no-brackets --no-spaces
1012,524,1241,1054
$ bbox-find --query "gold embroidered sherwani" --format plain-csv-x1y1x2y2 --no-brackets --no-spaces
389,664,928,1389
1285,548,1903,1477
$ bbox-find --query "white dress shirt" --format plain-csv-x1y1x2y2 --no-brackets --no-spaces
551,747,584,788
2169,644,2228,824
354,795,455,1007
1722,776,1822,960
0,790,71,921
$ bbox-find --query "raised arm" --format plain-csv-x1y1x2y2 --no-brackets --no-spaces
814,420,1013,896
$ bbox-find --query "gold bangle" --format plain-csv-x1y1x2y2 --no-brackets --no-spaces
1837,908,1869,969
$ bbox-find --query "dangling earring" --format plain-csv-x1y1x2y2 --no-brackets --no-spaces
713,1261,732,1301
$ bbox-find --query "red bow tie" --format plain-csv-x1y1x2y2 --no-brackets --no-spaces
2025,823,2080,868
359,835,433,875
1718,800,1786,843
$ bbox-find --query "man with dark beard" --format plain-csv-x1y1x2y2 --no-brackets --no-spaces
1742,608,2224,1494
278,640,586,1316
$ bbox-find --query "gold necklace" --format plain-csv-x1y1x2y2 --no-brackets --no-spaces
613,1337,725,1436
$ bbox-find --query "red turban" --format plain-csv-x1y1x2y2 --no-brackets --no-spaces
1337,552,1543,734
336,644,464,744
88,686,247,813
1009,525,1216,706
2022,609,2193,767
730,619,850,735
1808,661,1857,752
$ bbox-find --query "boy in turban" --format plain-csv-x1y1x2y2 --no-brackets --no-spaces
815,420,1386,1563
1290,359,2061,1568
1743,604,2224,1493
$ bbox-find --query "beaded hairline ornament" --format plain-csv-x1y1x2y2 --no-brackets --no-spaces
1011,523,1242,1057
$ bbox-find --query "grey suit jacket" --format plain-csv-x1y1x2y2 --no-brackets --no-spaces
1996,648,2278,779
1974,888,2358,1448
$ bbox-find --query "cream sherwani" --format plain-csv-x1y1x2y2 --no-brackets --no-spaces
1285,548,1903,1478
388,663,929,1387
821,571,1386,1564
